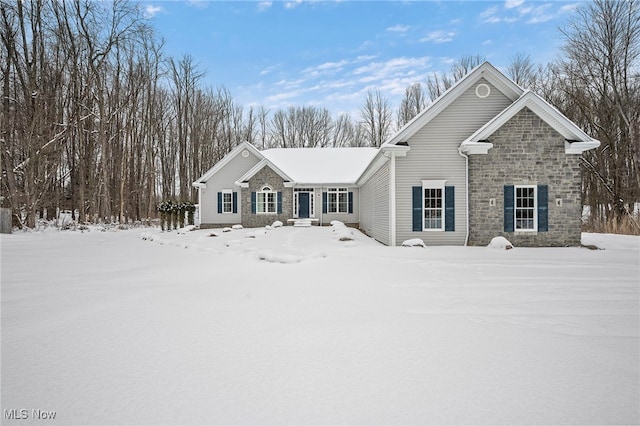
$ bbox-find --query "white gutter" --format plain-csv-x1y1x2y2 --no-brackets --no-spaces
457,147,470,246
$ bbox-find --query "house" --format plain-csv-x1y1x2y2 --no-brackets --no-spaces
193,62,600,247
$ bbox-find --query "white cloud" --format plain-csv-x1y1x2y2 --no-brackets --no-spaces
481,2,563,25
257,2,273,12
355,55,377,62
387,24,410,33
505,0,525,9
260,65,279,76
479,6,501,23
144,4,163,18
560,3,580,13
186,0,208,9
284,0,303,9
420,31,456,44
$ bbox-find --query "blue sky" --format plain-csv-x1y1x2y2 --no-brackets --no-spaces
144,0,579,115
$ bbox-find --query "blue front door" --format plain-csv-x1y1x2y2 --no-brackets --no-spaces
298,192,310,218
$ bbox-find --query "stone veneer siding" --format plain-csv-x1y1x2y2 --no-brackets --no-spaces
468,107,583,247
241,165,293,228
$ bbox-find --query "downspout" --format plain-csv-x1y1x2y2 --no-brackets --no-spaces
320,185,323,226
389,152,396,247
457,148,470,246
197,186,202,228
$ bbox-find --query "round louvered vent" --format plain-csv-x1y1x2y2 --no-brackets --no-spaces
475,83,491,98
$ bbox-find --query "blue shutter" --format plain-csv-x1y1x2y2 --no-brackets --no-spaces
348,192,353,214
322,192,327,214
251,192,256,214
412,186,422,232
537,185,548,232
504,185,514,232
445,186,455,232
217,192,222,214
232,192,238,214
277,192,283,214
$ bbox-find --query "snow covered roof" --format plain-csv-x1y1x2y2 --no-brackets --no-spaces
260,147,379,185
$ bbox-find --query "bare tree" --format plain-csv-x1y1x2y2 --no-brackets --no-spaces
557,0,640,228
506,53,535,88
397,82,427,128
359,89,393,147
425,54,486,102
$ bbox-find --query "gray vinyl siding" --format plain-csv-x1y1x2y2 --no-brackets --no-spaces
395,78,513,246
359,161,390,245
200,151,261,226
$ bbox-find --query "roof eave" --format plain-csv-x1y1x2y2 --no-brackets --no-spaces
565,140,601,154
460,141,494,155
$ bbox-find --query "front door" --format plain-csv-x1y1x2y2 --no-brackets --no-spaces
298,192,310,218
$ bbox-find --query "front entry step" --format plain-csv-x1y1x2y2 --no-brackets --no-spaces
288,218,318,227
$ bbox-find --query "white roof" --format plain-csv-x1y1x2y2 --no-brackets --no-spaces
261,147,379,185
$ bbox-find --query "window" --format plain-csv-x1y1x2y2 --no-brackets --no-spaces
327,187,348,214
515,185,537,231
412,182,454,232
421,181,446,231
423,186,443,230
222,190,233,214
257,186,277,214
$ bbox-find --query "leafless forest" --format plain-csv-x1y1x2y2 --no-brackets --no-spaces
1,0,638,232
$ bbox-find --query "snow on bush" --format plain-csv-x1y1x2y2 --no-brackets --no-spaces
177,225,196,235
225,240,243,247
245,229,267,239
401,238,426,248
232,224,243,230
207,232,218,237
335,230,354,241
330,220,346,229
488,236,514,250
271,220,283,228
257,250,302,264
222,227,232,233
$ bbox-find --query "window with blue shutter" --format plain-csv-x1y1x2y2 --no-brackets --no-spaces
504,185,514,232
412,186,422,231
277,192,283,214
217,192,223,214
232,192,238,214
348,192,353,214
444,186,455,232
322,192,327,214
251,192,257,214
537,184,548,232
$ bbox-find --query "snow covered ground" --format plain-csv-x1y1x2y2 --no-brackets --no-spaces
2,225,639,425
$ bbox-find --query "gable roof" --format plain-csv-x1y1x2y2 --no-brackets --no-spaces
261,147,379,185
460,90,601,154
193,141,263,185
383,62,524,147
235,158,294,187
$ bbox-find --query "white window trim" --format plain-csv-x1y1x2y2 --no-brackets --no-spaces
422,180,446,232
514,185,538,232
221,189,233,214
327,187,349,214
257,186,277,215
